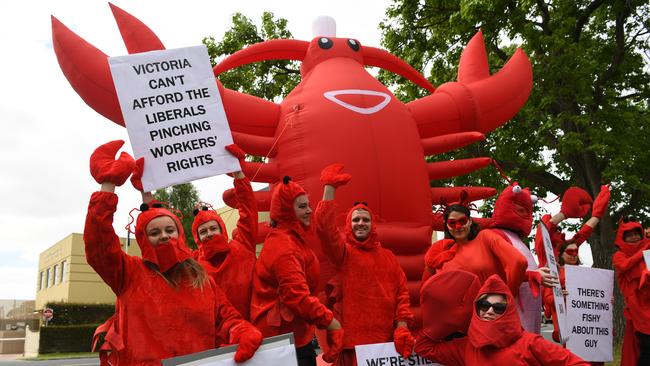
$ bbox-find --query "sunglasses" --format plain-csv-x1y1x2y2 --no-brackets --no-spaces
476,299,507,315
446,217,469,229
564,248,578,256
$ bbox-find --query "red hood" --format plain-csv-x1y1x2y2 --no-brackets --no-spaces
192,208,228,243
489,183,534,238
269,177,309,235
615,219,646,255
344,203,379,250
420,270,481,340
135,205,192,268
468,274,523,348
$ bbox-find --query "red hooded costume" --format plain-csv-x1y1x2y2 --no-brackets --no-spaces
314,201,413,365
250,178,334,347
192,177,257,321
612,220,650,366
415,274,588,365
85,192,251,365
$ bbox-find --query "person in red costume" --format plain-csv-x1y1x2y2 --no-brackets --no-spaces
85,141,262,365
424,203,528,298
314,164,414,366
250,175,343,366
612,217,650,366
191,144,257,322
415,274,589,365
487,183,558,334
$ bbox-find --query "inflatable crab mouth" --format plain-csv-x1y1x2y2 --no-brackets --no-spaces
323,89,391,115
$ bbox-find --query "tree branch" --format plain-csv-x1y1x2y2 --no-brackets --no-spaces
573,0,606,42
592,7,629,110
536,0,552,35
494,159,569,194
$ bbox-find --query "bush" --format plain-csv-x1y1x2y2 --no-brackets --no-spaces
44,302,114,326
39,324,98,353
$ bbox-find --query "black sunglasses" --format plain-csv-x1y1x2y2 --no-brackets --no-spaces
476,299,507,315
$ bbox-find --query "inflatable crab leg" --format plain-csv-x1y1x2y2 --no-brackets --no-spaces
430,186,497,205
231,132,277,157
427,157,492,180
223,189,272,211
109,3,165,53
408,31,533,139
421,131,485,156
239,161,279,184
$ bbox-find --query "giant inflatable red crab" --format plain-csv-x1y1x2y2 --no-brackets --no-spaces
52,3,532,326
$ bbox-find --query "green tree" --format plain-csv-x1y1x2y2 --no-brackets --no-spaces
153,183,201,249
380,0,650,337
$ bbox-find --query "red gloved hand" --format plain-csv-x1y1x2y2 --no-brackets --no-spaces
320,163,352,188
393,326,414,359
89,140,135,186
322,328,344,363
560,187,593,218
230,322,263,363
130,158,144,191
225,143,246,161
591,184,611,218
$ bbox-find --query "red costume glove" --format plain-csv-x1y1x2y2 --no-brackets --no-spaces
130,158,144,191
393,326,414,359
230,322,263,363
591,184,610,218
320,163,352,188
322,328,344,363
89,140,135,186
560,187,593,218
225,143,246,161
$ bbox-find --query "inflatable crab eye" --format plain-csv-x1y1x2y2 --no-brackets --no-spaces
347,39,359,51
530,195,538,203
512,185,522,194
318,37,333,49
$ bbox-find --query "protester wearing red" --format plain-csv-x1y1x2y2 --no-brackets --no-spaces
613,218,650,366
191,144,257,321
314,164,414,366
415,274,588,365
250,176,342,366
86,141,262,365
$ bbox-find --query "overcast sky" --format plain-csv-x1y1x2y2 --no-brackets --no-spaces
0,0,587,301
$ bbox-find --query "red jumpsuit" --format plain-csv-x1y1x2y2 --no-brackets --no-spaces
415,274,588,365
250,180,333,348
85,192,248,365
192,177,257,320
314,201,413,366
612,221,650,366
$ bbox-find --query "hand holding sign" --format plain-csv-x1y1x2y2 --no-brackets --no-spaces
90,140,135,186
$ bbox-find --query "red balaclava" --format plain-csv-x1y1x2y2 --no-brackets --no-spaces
614,218,646,256
344,203,379,250
421,270,482,340
269,176,309,234
192,207,229,260
490,183,536,238
468,274,523,349
135,204,192,273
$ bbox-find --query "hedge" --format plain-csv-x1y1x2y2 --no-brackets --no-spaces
39,324,98,353
44,302,114,326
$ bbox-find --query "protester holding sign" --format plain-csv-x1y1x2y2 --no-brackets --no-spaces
84,141,262,366
314,164,414,366
250,176,343,366
191,144,257,323
415,274,588,365
612,217,650,366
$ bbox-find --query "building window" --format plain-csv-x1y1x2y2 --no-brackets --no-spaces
39,271,44,291
45,268,51,288
60,260,67,283
53,264,58,286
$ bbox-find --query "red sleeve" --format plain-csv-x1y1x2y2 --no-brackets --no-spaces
569,224,593,246
272,251,334,328
394,264,414,325
485,231,528,297
542,286,555,319
211,281,250,344
231,177,258,253
414,334,465,366
314,200,347,266
528,334,589,365
612,247,647,274
83,191,129,295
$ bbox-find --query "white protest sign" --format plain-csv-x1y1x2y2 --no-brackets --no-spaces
355,342,441,366
538,224,569,343
163,334,297,366
643,250,650,270
565,265,614,362
109,45,239,192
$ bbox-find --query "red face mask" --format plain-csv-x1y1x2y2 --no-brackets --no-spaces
154,237,190,273
447,217,469,229
564,248,578,256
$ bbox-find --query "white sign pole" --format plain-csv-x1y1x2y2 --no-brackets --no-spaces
109,45,239,192
538,224,569,343
355,342,441,366
565,266,614,362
